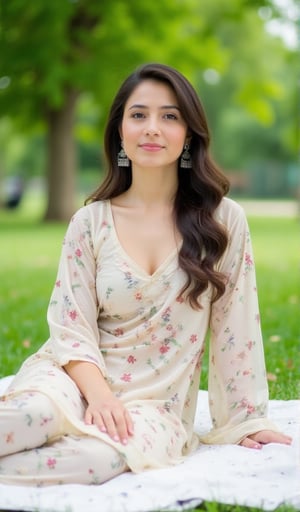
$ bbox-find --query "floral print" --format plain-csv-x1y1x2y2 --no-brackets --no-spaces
2,198,277,475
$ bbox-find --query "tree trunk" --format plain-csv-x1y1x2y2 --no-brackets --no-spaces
44,89,79,222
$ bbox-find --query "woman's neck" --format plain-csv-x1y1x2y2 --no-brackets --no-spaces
124,165,178,208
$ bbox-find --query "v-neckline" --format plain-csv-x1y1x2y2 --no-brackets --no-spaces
106,199,180,279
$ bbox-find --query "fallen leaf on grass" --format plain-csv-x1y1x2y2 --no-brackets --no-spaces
269,335,281,343
22,339,31,348
286,359,294,369
267,372,277,382
288,295,299,305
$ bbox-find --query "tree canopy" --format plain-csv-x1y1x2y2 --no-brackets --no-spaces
0,0,297,219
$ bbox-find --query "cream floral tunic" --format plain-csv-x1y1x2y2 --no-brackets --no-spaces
4,198,276,472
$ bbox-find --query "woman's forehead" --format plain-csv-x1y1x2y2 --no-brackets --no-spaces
124,79,179,109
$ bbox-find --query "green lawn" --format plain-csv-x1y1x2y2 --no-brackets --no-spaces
0,199,299,512
0,206,66,377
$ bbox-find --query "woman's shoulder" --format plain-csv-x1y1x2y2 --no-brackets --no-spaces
215,196,246,226
65,200,111,252
65,200,111,242
70,199,110,225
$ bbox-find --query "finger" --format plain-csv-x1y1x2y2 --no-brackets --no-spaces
112,409,131,445
84,409,92,426
85,409,107,432
100,409,120,442
94,413,108,433
240,437,262,450
125,409,134,436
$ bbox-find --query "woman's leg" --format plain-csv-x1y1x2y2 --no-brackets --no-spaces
0,435,129,485
0,391,64,456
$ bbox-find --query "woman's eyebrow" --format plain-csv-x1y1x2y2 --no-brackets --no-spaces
128,104,180,110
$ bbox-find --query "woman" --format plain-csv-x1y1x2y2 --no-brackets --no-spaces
0,63,291,486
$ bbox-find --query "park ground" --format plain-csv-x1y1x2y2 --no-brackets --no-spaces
237,199,299,218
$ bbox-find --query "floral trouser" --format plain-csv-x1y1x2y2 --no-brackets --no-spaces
0,391,128,486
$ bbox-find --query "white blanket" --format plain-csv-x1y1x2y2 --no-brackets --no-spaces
0,375,299,512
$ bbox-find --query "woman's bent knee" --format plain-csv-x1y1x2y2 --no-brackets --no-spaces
0,392,64,456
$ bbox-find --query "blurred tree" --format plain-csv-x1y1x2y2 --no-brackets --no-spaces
194,7,298,168
0,0,222,220
0,0,293,219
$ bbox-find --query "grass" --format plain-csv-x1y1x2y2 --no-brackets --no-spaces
0,196,299,512
0,203,66,377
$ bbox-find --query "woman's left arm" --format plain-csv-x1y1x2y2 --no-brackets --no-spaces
200,200,291,447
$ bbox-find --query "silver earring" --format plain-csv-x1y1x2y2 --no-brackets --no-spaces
180,143,192,168
118,142,130,167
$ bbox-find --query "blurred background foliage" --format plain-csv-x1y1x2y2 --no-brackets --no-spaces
0,0,299,220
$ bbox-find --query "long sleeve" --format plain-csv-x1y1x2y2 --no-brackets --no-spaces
200,200,278,444
47,206,107,376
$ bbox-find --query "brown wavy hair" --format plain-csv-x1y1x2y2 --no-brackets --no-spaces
86,63,230,309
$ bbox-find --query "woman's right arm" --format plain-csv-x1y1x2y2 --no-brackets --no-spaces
47,206,133,444
47,207,106,371
64,360,134,445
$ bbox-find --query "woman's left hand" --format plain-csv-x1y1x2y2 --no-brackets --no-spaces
239,430,292,449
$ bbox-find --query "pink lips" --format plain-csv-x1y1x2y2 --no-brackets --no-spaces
140,143,163,152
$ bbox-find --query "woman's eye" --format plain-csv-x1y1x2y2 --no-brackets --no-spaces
131,112,145,119
164,113,178,120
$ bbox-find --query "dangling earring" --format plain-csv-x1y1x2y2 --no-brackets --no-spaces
180,142,192,168
118,141,130,167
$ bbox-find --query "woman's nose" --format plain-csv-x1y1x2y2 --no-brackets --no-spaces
144,119,161,135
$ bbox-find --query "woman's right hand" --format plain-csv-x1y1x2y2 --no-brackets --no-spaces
85,391,134,445
63,360,134,445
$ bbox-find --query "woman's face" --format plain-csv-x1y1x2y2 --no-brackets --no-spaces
120,79,188,170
